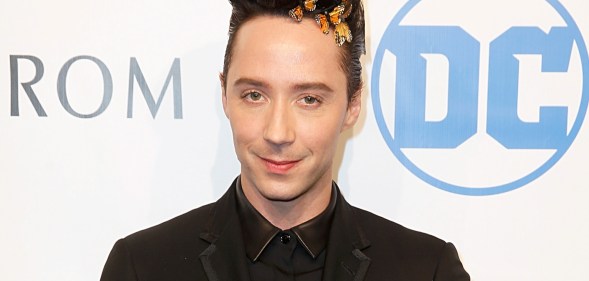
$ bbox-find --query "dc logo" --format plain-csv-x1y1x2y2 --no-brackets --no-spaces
371,0,589,196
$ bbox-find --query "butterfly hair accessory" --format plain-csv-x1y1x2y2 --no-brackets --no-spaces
288,0,353,46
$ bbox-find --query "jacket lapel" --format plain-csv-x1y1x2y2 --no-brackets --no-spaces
197,180,371,281
198,180,251,281
323,189,371,281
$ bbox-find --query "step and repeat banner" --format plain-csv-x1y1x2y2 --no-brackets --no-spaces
1,0,587,280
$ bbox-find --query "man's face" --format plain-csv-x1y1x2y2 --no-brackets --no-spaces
222,16,360,207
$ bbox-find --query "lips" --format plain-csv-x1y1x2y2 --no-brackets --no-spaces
260,157,300,174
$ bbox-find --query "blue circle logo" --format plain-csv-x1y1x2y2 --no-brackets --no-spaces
371,0,589,196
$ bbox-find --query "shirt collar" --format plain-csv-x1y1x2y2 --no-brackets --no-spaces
235,177,338,261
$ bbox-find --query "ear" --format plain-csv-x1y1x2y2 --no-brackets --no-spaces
219,72,229,118
342,90,361,131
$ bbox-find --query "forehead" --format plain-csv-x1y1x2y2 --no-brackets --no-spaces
227,15,346,90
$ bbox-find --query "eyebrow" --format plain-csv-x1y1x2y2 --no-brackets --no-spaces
233,77,269,89
232,77,334,93
292,82,334,93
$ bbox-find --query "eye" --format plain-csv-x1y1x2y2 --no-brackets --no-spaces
244,91,263,102
302,96,319,105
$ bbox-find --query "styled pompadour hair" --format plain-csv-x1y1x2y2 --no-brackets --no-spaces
222,0,366,101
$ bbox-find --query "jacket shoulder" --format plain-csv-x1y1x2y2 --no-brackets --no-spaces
125,202,214,245
351,206,469,280
352,206,447,249
100,203,216,281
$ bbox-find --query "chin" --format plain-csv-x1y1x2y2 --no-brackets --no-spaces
258,184,306,202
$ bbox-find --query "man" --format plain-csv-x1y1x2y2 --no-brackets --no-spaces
100,0,470,280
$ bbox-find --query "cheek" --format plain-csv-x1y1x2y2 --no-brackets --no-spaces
298,115,344,152
229,109,262,146
231,119,253,145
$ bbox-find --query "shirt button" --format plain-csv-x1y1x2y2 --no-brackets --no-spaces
280,233,291,244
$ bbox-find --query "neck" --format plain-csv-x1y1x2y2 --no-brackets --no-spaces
241,177,333,230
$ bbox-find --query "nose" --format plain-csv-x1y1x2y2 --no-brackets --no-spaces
263,101,295,147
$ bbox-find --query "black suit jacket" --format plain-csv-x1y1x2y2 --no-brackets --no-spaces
101,181,470,281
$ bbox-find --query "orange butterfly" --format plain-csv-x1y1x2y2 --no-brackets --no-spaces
334,21,352,46
329,4,345,25
315,14,330,34
289,5,303,22
304,0,317,12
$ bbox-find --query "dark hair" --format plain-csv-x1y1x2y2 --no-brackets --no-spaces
222,0,366,101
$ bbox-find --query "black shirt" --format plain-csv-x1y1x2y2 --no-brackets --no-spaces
236,179,337,281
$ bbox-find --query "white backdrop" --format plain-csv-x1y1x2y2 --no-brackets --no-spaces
1,1,588,280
